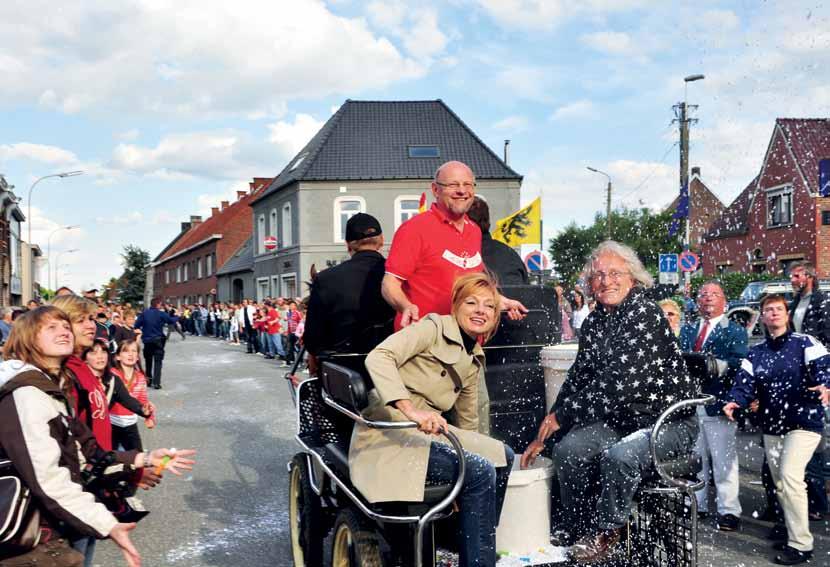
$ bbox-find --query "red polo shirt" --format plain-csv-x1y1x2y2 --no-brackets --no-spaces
386,204,483,330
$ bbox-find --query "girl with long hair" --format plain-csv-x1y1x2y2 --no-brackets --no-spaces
109,339,154,452
0,307,195,567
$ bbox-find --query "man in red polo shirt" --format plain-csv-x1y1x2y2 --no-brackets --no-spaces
383,160,526,329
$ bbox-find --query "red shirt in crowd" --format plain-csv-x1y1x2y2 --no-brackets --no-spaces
385,203,483,330
266,307,281,335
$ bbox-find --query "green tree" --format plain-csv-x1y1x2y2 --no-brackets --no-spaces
118,245,150,305
549,207,683,285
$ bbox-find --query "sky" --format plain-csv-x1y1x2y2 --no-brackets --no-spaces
1,0,829,291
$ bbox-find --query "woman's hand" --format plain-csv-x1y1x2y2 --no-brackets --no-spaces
499,296,528,321
723,402,741,421
109,522,141,567
136,467,162,490
134,448,197,475
808,384,830,406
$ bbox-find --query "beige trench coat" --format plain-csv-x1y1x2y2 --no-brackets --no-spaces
349,314,508,503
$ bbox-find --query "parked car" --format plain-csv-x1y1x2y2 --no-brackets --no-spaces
727,279,830,335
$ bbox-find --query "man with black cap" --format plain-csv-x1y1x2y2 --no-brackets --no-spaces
303,212,395,375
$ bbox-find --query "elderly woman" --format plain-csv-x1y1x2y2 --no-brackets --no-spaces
349,272,514,567
658,298,682,337
521,241,699,563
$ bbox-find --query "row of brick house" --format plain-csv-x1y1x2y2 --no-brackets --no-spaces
700,118,830,277
149,100,522,307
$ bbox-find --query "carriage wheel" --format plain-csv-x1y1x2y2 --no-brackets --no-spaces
329,507,384,567
289,454,325,566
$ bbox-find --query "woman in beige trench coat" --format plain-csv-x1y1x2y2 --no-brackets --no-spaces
349,272,514,567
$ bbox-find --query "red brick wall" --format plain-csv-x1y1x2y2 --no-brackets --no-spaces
703,128,815,276
154,241,218,302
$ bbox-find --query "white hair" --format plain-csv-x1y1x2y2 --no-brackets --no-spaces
582,240,654,292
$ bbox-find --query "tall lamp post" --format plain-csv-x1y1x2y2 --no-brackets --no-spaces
587,166,613,239
675,73,705,287
47,225,80,293
27,171,83,246
54,249,79,291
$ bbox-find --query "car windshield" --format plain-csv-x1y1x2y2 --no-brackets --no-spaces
740,283,765,302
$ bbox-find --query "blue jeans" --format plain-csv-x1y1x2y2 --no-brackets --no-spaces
268,333,286,357
195,319,206,336
70,535,97,567
425,442,514,567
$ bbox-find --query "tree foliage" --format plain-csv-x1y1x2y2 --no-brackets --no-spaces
117,245,150,305
689,271,779,300
549,207,682,285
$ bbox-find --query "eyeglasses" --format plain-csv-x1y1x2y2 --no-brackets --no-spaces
435,181,476,190
590,270,630,283
697,292,724,299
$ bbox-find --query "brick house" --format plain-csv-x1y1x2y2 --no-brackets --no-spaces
152,179,269,307
666,167,726,250
248,99,522,301
702,118,830,276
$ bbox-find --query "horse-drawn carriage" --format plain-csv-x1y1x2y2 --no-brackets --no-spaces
287,285,714,566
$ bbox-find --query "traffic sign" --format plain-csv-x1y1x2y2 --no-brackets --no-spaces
679,251,700,273
264,236,278,250
524,250,550,272
659,253,678,274
659,272,680,285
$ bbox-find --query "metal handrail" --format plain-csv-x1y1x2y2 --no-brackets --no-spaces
649,394,714,489
321,389,467,567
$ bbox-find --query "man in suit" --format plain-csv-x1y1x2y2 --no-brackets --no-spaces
680,280,748,531
789,261,830,520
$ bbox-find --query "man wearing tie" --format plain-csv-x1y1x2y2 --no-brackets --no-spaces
680,280,748,531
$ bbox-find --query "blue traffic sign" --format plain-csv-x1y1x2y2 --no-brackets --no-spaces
659,253,678,273
524,250,549,272
679,251,700,273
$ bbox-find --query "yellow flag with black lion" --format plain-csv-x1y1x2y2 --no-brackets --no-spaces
491,197,541,246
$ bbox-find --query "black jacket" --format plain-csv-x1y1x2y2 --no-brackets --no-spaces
789,288,830,347
552,287,698,435
303,250,395,355
481,233,528,285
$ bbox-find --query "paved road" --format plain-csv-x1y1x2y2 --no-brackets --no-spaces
96,336,295,566
93,336,830,566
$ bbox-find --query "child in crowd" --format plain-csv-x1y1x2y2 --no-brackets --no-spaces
110,338,155,451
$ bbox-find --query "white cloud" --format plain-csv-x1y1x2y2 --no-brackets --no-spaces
580,31,636,56
366,2,448,61
0,0,427,117
267,114,327,160
475,0,647,31
550,100,596,121
195,182,251,219
492,115,529,131
0,143,79,166
116,129,140,141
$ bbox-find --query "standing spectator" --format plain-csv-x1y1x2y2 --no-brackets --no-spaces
229,306,240,344
725,294,830,565
134,297,178,390
109,338,154,451
240,299,258,354
284,301,302,364
555,285,574,342
466,196,528,286
680,281,748,532
658,298,682,337
265,300,286,361
571,290,591,339
790,261,830,519
0,306,13,351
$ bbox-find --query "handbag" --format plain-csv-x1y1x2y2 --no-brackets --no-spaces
0,455,41,556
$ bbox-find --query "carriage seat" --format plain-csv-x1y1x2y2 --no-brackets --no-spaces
320,362,454,505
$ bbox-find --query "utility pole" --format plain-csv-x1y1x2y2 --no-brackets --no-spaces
673,74,704,287
587,167,613,239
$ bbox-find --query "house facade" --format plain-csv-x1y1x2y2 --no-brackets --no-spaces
248,100,523,301
702,119,830,276
0,175,25,306
152,180,268,307
215,237,254,303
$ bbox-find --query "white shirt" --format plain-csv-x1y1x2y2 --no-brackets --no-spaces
697,313,724,345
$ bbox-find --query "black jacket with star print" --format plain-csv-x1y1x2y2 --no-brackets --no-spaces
551,287,699,436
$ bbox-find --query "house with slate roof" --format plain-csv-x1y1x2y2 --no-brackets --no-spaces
665,166,726,250
248,99,523,301
215,237,254,303
702,118,830,276
151,178,270,307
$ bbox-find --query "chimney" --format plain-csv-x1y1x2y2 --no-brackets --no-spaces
211,207,219,217
221,200,229,210
503,139,510,165
691,166,701,177
180,221,192,233
190,215,203,226
236,191,247,200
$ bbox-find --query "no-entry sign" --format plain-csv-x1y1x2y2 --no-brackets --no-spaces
264,236,278,250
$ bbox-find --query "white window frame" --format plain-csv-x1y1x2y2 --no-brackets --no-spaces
256,277,270,302
270,275,280,298
767,184,794,228
333,196,366,243
280,272,298,299
394,195,421,231
183,262,189,281
197,258,203,279
257,214,266,254
269,208,278,244
206,254,213,276
282,202,293,247
165,270,170,284
176,265,181,283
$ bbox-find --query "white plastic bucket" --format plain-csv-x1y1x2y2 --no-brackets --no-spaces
540,345,578,412
496,456,554,555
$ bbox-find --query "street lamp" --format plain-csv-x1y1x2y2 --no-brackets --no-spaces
47,225,80,292
54,248,79,290
587,166,613,239
27,171,83,246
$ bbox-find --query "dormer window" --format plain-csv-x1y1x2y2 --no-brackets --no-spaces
290,152,308,171
408,145,440,158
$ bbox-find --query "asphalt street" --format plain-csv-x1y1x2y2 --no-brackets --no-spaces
93,336,830,566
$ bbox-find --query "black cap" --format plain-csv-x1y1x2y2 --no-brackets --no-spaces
345,213,382,241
